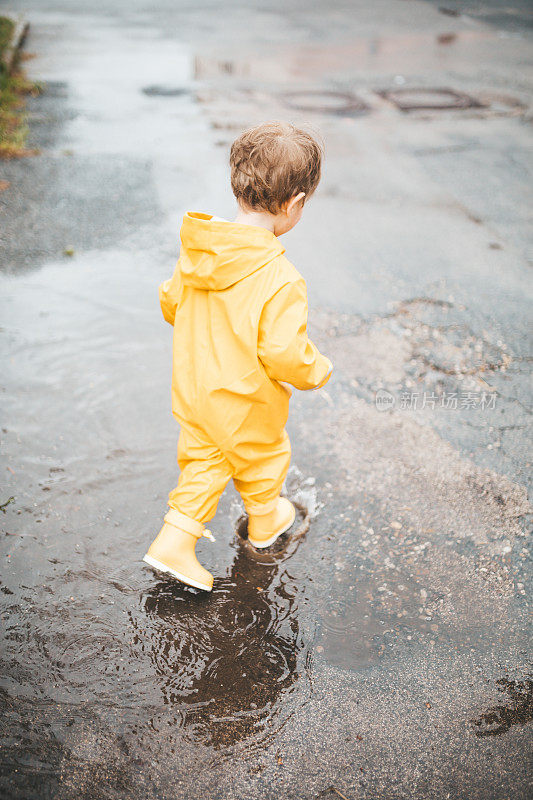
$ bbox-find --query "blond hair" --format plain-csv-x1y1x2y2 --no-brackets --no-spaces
229,121,324,214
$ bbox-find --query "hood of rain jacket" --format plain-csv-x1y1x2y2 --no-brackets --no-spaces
178,212,286,291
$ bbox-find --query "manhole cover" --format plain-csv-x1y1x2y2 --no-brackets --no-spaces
142,85,189,97
378,87,486,111
281,90,369,116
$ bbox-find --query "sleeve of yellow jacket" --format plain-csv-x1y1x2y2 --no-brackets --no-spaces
159,264,183,325
257,278,333,391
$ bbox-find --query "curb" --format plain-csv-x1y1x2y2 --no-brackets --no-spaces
1,13,29,75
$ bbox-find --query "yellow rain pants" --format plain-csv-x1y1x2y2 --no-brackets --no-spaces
160,212,332,525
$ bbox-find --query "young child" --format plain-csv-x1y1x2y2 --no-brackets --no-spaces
144,121,332,591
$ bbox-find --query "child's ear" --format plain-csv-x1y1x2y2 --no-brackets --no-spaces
287,192,306,214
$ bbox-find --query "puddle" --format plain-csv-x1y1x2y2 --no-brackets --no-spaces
138,547,302,749
310,490,524,671
1,483,317,773
315,568,444,669
315,561,512,670
133,490,313,751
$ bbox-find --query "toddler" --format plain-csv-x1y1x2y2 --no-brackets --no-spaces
144,121,332,591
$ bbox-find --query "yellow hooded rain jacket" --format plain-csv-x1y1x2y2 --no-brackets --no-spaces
160,212,332,522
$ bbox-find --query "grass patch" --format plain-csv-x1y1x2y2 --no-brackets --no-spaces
0,16,40,159
0,16,15,56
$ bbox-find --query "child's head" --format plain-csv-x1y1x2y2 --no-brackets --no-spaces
230,121,323,235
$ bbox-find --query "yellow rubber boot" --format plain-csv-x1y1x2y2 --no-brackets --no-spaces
247,497,296,549
143,509,214,591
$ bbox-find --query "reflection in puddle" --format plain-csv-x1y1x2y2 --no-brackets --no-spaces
471,677,533,737
135,506,311,750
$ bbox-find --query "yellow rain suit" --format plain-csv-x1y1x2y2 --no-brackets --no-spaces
159,212,332,524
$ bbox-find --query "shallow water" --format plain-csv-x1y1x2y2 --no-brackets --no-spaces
138,498,312,751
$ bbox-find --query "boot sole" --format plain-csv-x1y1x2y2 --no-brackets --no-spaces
143,554,212,592
248,505,296,549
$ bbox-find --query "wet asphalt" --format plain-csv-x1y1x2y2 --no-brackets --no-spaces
0,1,532,799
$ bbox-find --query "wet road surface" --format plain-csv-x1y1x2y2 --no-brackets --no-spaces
1,1,532,798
